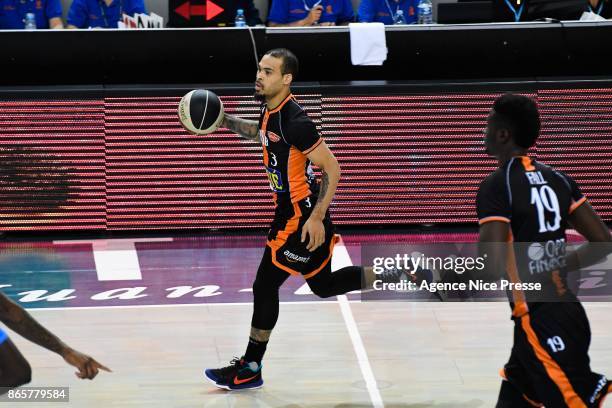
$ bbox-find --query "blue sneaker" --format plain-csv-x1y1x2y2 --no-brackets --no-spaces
204,357,263,390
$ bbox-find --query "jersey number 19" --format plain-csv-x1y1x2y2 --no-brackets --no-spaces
530,185,561,233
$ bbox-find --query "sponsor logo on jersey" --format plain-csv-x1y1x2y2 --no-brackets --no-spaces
590,375,608,403
284,250,311,264
265,166,285,192
527,238,566,275
259,130,269,146
268,131,281,142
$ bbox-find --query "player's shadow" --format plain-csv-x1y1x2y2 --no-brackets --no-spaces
273,402,484,408
332,402,484,408
201,391,485,408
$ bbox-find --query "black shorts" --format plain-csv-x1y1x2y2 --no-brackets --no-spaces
267,196,338,279
499,302,611,407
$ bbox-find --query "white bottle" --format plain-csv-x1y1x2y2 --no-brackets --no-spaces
24,13,37,30
394,10,407,25
417,0,433,24
235,9,246,27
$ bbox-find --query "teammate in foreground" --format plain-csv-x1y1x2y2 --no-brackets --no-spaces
0,292,111,392
0,146,110,392
477,93,611,407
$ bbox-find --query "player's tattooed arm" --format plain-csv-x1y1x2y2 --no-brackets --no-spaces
315,171,330,213
0,292,67,354
302,141,340,251
308,142,339,221
222,114,259,141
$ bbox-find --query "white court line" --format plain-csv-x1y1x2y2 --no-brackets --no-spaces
52,238,173,281
25,299,361,312
332,238,385,408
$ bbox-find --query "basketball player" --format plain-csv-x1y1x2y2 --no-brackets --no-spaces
203,48,430,390
0,291,110,392
477,93,611,407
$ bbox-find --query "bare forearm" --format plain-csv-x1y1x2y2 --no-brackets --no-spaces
312,164,339,220
49,17,64,29
268,18,312,27
477,240,508,282
0,297,67,355
565,243,611,272
222,114,259,141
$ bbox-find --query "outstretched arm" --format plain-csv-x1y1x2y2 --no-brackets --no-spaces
222,114,259,141
0,293,66,355
0,293,111,379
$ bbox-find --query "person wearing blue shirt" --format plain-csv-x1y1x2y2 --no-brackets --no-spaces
66,0,146,29
358,0,417,24
267,0,354,26
0,0,64,29
586,0,611,18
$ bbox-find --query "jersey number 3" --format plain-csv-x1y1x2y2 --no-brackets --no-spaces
530,185,561,233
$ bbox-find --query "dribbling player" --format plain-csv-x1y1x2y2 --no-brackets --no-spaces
203,48,425,390
477,93,611,407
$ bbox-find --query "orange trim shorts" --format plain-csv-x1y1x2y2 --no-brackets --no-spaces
266,196,337,280
500,302,610,408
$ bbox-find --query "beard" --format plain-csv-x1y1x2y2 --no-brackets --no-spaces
253,92,265,103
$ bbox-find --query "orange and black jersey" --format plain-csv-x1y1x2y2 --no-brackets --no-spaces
477,156,587,315
258,94,322,208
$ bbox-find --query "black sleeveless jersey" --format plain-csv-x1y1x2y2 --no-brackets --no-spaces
257,94,322,209
477,156,586,317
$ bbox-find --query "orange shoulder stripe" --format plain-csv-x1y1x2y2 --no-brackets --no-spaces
569,196,587,214
302,138,323,155
479,216,511,225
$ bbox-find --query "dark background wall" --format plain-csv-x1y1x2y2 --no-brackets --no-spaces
1,24,611,232
0,83,611,232
1,23,612,86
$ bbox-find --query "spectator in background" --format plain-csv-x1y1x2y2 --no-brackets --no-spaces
0,0,63,29
358,0,417,24
586,0,611,18
492,0,529,22
66,0,146,28
267,0,354,26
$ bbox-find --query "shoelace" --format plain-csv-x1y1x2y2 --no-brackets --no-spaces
379,266,404,282
380,266,433,284
219,357,243,377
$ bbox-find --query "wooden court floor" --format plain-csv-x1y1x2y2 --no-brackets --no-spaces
4,302,611,407
1,234,610,407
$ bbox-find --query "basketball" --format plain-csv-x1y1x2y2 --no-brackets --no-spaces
178,89,224,135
